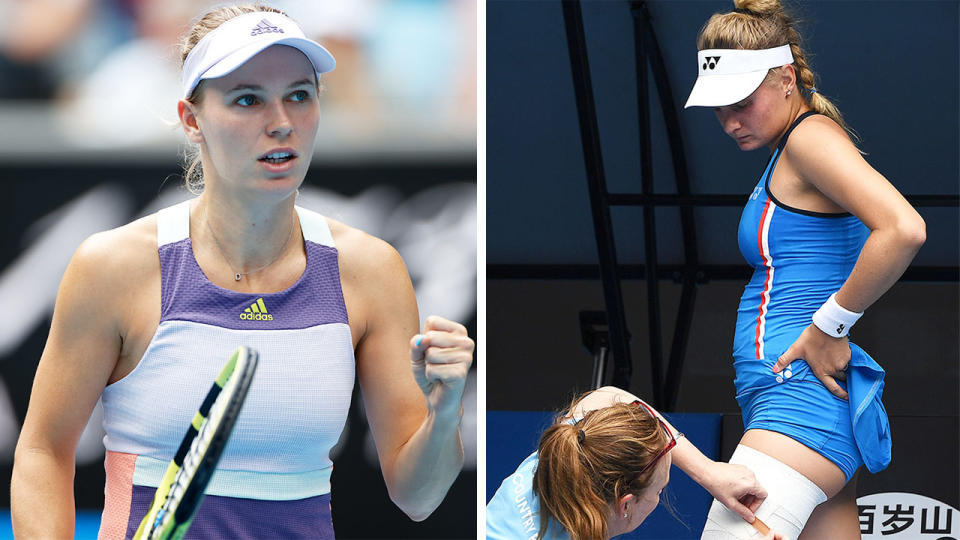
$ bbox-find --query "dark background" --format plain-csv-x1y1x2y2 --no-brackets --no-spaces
486,0,959,519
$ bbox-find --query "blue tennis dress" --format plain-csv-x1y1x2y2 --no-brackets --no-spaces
733,111,891,482
98,200,354,538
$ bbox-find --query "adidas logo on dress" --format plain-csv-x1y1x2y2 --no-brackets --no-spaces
240,298,274,321
702,56,721,71
251,19,284,37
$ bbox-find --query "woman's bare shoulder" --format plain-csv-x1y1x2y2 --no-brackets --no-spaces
326,217,407,279
787,113,854,153
70,214,159,288
51,214,160,341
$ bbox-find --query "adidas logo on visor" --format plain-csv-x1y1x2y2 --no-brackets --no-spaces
702,56,721,71
251,19,284,37
240,297,274,321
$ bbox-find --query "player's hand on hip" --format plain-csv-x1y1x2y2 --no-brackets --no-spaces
410,316,475,418
773,323,850,400
703,462,767,523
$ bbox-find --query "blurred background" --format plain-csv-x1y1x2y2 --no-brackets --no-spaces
0,0,476,538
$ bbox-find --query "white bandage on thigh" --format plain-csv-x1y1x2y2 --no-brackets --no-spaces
700,445,828,540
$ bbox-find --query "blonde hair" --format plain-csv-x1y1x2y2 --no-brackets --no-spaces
532,395,669,540
178,3,288,193
698,0,859,144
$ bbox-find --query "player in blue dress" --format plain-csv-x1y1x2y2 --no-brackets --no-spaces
685,1,925,538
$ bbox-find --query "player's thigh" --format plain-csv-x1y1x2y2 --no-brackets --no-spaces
799,474,860,540
740,429,847,498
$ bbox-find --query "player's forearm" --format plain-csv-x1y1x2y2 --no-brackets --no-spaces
11,445,76,537
385,406,464,521
836,221,925,312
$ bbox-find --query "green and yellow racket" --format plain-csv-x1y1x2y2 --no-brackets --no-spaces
133,346,258,540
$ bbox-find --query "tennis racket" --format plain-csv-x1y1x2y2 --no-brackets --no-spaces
133,346,259,540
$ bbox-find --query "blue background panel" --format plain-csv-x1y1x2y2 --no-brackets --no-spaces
0,511,100,539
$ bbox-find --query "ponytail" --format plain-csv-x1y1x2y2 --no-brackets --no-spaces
533,396,668,540
789,42,859,144
535,423,610,539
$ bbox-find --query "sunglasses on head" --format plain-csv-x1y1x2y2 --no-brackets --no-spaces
631,400,677,476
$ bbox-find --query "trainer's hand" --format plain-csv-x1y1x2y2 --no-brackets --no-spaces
702,462,767,523
773,323,850,400
761,531,788,540
410,316,474,419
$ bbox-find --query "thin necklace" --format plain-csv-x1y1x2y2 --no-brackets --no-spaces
202,206,295,281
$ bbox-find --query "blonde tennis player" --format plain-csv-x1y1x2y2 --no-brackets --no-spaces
12,4,473,537
684,1,924,538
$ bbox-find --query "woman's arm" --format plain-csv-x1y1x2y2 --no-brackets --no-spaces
789,117,926,312
349,233,473,521
772,118,926,398
11,233,127,537
573,387,767,522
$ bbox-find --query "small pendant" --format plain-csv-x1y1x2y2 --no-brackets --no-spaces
235,273,242,281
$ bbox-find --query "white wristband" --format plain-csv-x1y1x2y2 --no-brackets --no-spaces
812,293,863,338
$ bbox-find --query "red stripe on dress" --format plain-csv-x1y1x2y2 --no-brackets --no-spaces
755,199,774,359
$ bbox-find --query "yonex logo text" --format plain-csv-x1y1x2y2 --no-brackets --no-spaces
836,323,844,335
251,19,284,36
241,298,274,321
702,56,721,71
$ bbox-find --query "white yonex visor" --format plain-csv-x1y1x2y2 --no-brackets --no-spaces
181,11,336,99
684,45,794,108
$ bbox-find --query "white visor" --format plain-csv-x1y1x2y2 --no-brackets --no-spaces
684,45,794,108
181,11,335,99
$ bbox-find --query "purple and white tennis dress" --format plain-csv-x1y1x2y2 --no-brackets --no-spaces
98,200,354,538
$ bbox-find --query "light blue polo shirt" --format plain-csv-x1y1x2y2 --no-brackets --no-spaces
486,452,570,540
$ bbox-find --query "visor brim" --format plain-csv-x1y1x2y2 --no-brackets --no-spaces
193,37,336,94
684,70,768,108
